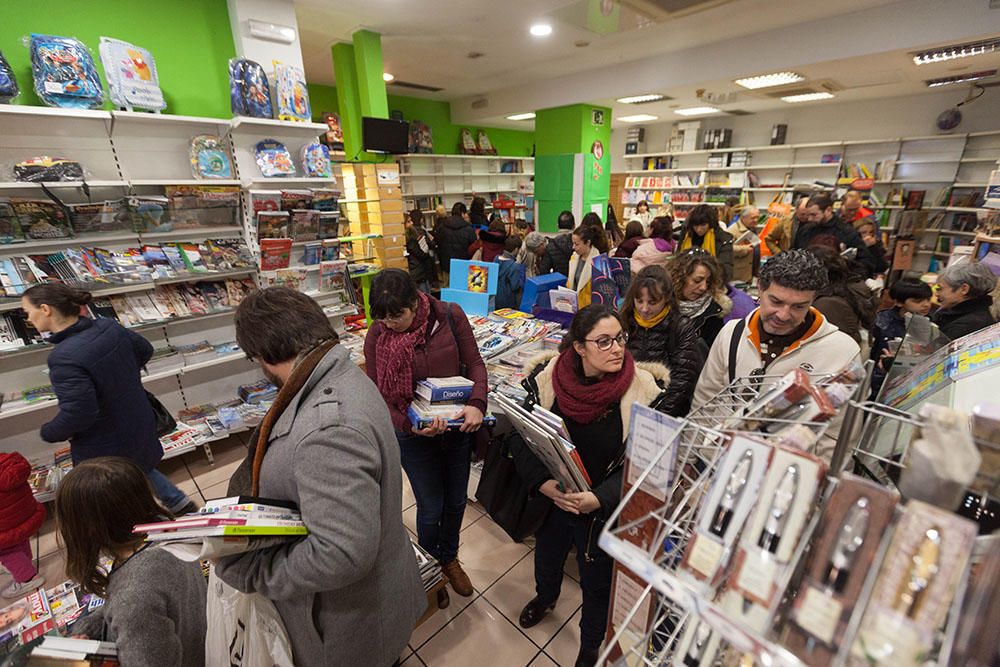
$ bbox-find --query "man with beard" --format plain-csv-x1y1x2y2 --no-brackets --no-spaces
217,287,425,667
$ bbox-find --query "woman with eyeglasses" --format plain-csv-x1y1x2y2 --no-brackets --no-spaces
669,249,732,348
676,204,734,283
516,305,668,667
363,269,488,610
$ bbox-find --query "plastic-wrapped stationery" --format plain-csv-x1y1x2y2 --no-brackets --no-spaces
98,37,165,111
272,61,310,122
254,140,295,177
300,142,332,178
0,51,19,101
228,58,273,118
190,135,234,180
28,34,103,109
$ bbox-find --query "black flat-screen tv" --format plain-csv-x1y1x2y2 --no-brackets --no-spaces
362,117,410,154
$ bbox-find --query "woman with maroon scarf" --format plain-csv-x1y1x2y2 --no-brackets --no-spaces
516,305,669,667
364,270,487,611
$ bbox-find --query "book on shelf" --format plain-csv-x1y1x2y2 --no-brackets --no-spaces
319,259,349,292
259,238,292,271
290,209,320,242
257,211,291,240
280,190,313,212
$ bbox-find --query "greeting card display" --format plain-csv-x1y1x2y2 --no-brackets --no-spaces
477,130,497,155
29,34,103,109
98,37,165,111
228,58,273,118
459,128,477,154
272,61,310,122
0,51,19,101
189,135,233,180
300,142,332,178
254,140,295,178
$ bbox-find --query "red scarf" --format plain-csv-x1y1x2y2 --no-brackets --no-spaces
374,291,431,414
551,347,635,424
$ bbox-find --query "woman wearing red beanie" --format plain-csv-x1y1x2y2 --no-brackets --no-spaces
0,452,46,599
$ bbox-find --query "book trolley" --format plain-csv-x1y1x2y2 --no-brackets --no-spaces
596,346,1000,667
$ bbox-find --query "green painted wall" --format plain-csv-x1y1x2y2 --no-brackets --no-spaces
0,0,236,118
307,83,534,157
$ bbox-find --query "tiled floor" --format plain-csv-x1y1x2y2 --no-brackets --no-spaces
3,434,586,666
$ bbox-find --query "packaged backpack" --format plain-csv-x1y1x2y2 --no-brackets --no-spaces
272,61,310,123
300,142,331,178
98,37,166,112
229,58,273,118
28,34,104,109
0,51,19,101
254,140,295,177
190,135,233,180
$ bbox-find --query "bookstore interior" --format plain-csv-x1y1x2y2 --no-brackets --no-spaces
1,1,1000,666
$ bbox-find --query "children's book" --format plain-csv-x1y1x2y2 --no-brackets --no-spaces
467,264,489,293
260,239,292,271
257,211,290,240
290,209,320,242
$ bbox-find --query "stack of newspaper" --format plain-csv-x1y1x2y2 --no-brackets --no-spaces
411,540,444,592
491,392,591,493
133,496,306,543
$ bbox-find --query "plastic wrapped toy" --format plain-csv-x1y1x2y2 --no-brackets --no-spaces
99,37,165,112
0,51,19,102
229,58,272,118
14,156,84,182
272,61,310,123
190,135,233,180
28,34,103,109
254,139,295,177
300,142,331,178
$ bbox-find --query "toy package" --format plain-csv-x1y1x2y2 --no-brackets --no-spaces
272,61,310,122
477,130,497,155
28,34,103,109
189,135,233,180
254,139,295,177
300,142,331,178
408,120,433,154
98,37,165,112
0,51,19,102
13,156,83,182
228,58,273,118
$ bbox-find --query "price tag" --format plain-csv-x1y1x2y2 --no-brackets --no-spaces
44,81,64,94
735,550,777,605
793,585,843,645
686,533,724,579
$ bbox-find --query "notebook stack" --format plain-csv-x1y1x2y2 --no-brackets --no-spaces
407,376,496,431
133,496,307,542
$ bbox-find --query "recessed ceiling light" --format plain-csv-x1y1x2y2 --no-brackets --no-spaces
734,72,804,90
781,92,834,103
673,106,720,116
926,69,997,87
529,23,553,37
506,112,536,121
617,94,666,104
382,72,395,82
618,114,658,122
913,38,1000,65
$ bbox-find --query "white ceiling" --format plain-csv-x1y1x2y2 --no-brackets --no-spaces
292,0,1000,130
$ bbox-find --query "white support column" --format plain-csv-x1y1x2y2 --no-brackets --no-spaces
227,0,305,70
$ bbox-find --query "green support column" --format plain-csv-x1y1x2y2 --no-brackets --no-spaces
332,42,363,160
332,30,389,160
534,104,611,233
352,30,389,119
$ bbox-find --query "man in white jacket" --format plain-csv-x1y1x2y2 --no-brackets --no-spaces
693,249,861,415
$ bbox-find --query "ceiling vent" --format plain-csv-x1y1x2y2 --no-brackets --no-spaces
471,97,490,110
725,109,754,116
619,0,737,21
759,79,842,99
390,80,444,93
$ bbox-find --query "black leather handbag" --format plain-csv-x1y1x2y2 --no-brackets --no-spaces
145,390,177,437
475,432,549,543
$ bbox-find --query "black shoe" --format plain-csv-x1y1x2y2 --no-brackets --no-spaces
575,646,599,667
518,596,555,629
174,501,199,516
436,587,450,609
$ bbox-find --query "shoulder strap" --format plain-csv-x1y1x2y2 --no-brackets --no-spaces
728,318,746,385
444,303,459,341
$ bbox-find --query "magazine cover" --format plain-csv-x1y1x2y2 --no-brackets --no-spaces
198,281,230,312
290,209,320,242
260,239,292,271
0,589,54,650
319,260,348,292
12,199,72,240
467,264,489,293
257,211,290,240
226,278,257,306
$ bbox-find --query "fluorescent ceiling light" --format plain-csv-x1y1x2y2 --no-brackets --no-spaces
673,106,720,116
529,23,553,37
506,112,536,121
619,114,658,122
913,37,1000,65
382,72,395,82
734,71,804,89
926,69,997,87
781,92,835,103
617,94,666,104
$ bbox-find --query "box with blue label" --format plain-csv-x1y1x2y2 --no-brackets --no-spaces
441,259,499,316
519,272,567,312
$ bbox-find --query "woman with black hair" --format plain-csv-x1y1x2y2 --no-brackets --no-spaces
808,246,876,345
363,269,488,610
605,203,624,247
613,220,645,259
469,196,490,230
406,209,437,294
20,284,196,515
676,204,734,283
568,224,609,308
516,305,668,667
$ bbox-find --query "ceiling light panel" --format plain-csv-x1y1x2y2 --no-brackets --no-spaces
913,37,1000,65
781,92,834,103
925,69,997,87
618,114,658,122
673,106,720,116
506,112,536,121
617,94,666,104
734,71,804,89
530,23,553,37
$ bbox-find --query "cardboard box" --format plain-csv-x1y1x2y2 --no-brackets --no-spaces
385,257,408,270
380,197,404,213
378,186,403,199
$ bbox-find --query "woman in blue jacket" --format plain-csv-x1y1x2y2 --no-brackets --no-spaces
20,284,195,515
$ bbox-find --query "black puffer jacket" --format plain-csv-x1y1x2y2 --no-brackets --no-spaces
539,232,574,276
932,295,997,341
435,215,476,271
626,312,705,417
405,226,436,283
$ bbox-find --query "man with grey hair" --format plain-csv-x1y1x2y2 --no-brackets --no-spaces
693,250,861,461
932,260,998,340
521,231,547,278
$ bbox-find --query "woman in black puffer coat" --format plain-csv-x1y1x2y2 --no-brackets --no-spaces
620,265,705,417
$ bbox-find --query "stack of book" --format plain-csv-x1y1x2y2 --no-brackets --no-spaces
412,540,444,592
407,376,497,431
134,496,306,543
29,637,118,664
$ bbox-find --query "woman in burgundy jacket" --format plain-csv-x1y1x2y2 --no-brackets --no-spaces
363,269,488,610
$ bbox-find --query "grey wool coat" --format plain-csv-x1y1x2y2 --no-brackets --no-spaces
216,344,426,667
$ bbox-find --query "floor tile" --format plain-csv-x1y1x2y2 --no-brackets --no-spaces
407,587,479,649
0,548,67,593
417,596,540,666
529,652,559,666
483,551,582,648
402,503,487,543
457,517,531,592
542,607,582,667
199,480,231,504
158,455,193,485
184,437,248,490
564,547,581,583
402,473,416,511
401,652,425,666
32,515,60,559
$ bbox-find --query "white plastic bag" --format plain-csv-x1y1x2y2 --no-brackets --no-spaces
205,567,294,667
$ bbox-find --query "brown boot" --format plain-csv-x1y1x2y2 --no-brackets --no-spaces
436,586,450,609
441,559,474,597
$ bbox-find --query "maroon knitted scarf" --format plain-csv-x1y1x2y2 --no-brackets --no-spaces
551,347,636,424
374,291,431,414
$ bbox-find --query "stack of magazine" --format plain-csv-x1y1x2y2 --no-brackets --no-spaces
491,392,591,493
411,540,444,592
133,496,306,543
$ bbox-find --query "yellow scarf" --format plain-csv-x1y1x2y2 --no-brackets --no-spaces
634,305,670,329
680,227,716,256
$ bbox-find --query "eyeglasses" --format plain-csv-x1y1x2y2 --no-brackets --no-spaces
584,331,629,351
381,309,413,324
